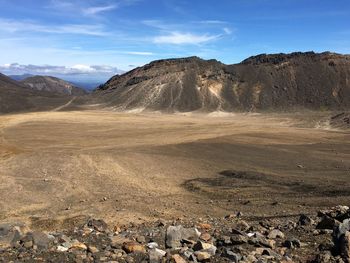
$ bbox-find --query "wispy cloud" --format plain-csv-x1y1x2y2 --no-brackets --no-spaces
82,4,118,15
122,51,154,56
154,32,220,45
0,63,123,75
0,19,108,36
48,0,138,17
198,20,228,25
223,27,232,35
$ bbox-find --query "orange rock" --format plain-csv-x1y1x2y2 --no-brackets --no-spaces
197,223,212,230
172,254,187,263
123,241,146,253
200,232,211,241
70,241,87,250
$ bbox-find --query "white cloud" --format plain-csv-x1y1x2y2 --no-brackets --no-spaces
122,51,154,56
0,19,108,36
154,32,220,45
82,4,118,15
0,63,123,75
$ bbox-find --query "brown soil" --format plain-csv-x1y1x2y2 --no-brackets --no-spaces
0,111,349,231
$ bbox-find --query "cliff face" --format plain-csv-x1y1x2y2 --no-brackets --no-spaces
95,52,350,112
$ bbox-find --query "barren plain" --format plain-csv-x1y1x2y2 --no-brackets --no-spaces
0,110,349,231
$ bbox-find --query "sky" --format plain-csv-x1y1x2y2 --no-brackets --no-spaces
0,0,349,82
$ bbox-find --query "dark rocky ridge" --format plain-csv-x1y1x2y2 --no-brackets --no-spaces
94,52,350,112
21,76,87,96
0,73,74,114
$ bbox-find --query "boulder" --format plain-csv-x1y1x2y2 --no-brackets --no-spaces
193,241,216,256
194,251,211,262
166,225,200,248
87,219,108,232
172,254,187,263
298,214,314,226
149,248,166,263
123,241,146,253
317,215,340,230
27,231,53,250
318,206,350,221
0,224,26,249
268,229,285,239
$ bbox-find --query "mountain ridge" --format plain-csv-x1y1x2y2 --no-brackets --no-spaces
93,51,350,112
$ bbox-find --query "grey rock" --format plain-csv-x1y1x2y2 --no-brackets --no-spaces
334,219,350,242
0,224,25,249
230,234,248,245
147,242,159,249
29,231,52,250
318,206,350,222
298,214,314,226
193,241,216,256
166,225,200,248
283,238,301,249
317,215,340,230
136,235,146,244
87,219,108,232
222,249,242,262
314,251,333,263
267,229,285,239
149,248,166,263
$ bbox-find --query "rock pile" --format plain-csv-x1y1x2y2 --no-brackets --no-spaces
1,206,350,262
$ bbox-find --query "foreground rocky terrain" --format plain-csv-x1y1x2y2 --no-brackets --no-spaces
93,52,350,112
1,206,350,262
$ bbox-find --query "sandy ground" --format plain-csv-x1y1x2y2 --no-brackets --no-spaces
0,110,349,231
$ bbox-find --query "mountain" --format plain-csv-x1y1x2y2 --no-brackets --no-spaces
8,74,34,81
0,73,74,114
69,81,101,91
94,52,350,112
21,76,87,96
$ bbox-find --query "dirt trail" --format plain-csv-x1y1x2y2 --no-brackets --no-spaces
51,96,76,112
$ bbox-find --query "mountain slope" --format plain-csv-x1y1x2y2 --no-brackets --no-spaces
9,74,34,81
94,52,350,112
230,52,350,110
0,73,73,114
21,76,87,96
94,57,237,112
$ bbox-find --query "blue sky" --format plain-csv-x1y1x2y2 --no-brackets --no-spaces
0,0,349,81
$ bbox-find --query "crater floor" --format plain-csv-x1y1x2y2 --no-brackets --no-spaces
0,110,349,230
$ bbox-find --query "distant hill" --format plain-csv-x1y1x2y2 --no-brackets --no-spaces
21,76,87,96
69,81,101,91
93,52,350,112
8,74,34,81
0,73,73,114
